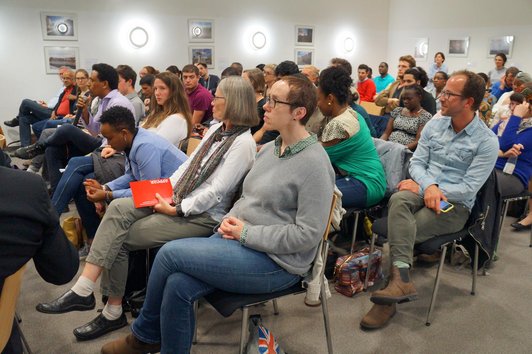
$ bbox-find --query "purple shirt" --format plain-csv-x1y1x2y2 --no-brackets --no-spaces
83,89,135,135
187,84,213,123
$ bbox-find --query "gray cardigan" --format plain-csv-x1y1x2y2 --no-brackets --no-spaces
227,140,335,275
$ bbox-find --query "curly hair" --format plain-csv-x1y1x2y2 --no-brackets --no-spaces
99,106,135,133
404,67,429,88
318,66,353,105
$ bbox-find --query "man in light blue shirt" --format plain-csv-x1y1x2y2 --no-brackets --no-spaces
361,70,499,330
373,62,395,93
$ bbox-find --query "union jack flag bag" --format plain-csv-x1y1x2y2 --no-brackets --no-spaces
245,314,286,354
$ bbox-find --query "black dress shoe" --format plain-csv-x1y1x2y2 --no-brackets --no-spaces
36,290,95,314
511,222,532,231
4,117,19,127
14,142,46,160
73,313,128,341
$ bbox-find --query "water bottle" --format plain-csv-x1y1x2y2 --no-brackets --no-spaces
503,156,517,175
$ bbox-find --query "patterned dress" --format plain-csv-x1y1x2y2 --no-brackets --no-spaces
388,107,432,146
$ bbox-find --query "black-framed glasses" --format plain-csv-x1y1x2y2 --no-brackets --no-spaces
265,96,292,108
438,90,464,100
213,96,225,101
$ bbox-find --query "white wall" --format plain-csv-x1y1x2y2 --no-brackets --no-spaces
386,0,532,77
0,0,390,143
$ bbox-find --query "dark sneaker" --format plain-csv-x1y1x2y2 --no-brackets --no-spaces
14,142,46,160
4,117,19,127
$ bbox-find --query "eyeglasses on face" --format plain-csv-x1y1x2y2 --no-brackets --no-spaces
213,96,225,101
438,90,464,100
265,96,292,108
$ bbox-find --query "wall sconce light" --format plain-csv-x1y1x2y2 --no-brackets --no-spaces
129,26,149,48
344,37,354,52
252,31,267,49
56,22,69,34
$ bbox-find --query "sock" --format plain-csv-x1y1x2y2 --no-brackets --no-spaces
393,261,411,282
102,303,123,321
71,276,95,297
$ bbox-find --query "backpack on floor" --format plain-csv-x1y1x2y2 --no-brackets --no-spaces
334,247,383,297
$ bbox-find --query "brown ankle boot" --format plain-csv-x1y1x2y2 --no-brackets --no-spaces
370,266,417,305
360,303,397,330
101,333,161,354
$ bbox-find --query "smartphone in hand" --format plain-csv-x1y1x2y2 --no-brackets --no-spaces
440,200,454,213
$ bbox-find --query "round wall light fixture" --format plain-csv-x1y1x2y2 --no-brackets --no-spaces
252,31,267,49
57,22,69,34
129,26,149,48
344,37,354,52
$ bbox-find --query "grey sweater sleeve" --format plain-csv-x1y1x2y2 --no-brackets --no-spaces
243,167,335,255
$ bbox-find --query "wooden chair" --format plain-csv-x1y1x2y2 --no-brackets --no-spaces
186,137,202,156
0,265,32,354
360,101,384,116
193,195,337,354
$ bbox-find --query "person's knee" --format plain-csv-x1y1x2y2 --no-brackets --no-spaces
388,190,414,207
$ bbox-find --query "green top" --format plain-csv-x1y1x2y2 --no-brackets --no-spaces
324,111,386,206
274,133,318,158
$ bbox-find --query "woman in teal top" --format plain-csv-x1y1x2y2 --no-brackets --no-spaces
317,66,386,207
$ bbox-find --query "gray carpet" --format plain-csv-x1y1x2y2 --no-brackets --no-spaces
14,218,532,354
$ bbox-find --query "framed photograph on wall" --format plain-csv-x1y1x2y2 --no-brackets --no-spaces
189,46,214,68
413,38,429,61
40,12,78,40
44,46,79,74
448,37,470,57
488,36,514,57
295,48,314,66
295,25,314,46
188,19,214,42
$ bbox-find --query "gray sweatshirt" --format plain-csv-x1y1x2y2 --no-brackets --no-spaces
228,140,335,275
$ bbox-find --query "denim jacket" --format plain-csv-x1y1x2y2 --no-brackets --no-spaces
409,115,499,210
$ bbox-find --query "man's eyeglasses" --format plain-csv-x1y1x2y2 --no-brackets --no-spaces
265,96,292,108
438,90,464,100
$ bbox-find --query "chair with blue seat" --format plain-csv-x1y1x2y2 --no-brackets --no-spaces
366,171,497,325
192,195,337,354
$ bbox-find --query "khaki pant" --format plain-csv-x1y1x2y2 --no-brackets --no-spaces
86,198,218,297
387,191,470,266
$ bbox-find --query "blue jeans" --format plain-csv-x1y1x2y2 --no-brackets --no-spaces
17,99,52,146
44,124,102,193
336,176,368,208
131,234,301,354
51,155,100,239
33,117,73,137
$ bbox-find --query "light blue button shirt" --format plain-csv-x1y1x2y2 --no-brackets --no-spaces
409,115,499,210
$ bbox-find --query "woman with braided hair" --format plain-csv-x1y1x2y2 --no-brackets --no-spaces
36,76,258,341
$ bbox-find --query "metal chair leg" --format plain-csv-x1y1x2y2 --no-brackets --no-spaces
320,277,334,354
192,301,199,344
472,243,479,295
239,307,249,354
364,232,377,290
272,299,279,315
15,312,33,354
425,244,448,326
350,211,360,254
529,227,532,247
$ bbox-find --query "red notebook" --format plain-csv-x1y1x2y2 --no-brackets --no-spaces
130,178,173,208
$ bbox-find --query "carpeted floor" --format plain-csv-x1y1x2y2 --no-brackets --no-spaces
13,215,532,354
